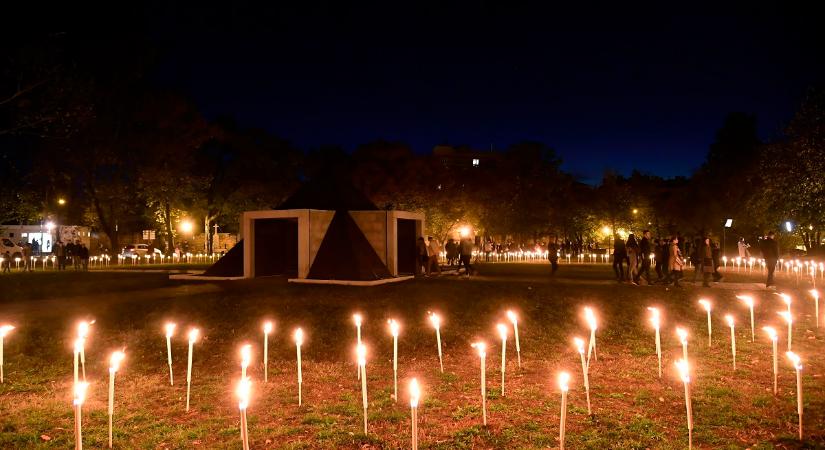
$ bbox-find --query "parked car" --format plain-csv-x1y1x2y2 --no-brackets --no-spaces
121,244,162,257
1,238,24,259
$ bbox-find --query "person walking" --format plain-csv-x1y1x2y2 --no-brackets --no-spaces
427,236,442,276
2,251,10,273
416,237,430,276
22,243,33,272
737,237,751,259
626,234,640,285
667,236,684,287
547,235,560,276
612,233,627,282
760,231,779,289
638,230,652,285
458,236,474,277
699,237,714,287
80,243,90,271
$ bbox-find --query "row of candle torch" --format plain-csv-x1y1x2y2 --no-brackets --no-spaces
0,290,819,449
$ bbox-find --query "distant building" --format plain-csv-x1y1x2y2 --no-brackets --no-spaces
0,224,91,254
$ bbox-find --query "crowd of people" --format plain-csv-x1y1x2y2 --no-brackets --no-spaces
1,239,90,273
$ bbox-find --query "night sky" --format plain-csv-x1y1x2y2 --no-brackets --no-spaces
150,4,824,183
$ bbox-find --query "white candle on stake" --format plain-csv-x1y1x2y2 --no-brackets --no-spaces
240,344,251,379
648,307,662,378
778,311,793,351
294,328,304,406
496,323,507,396
353,314,362,380
777,293,792,317
763,327,778,395
108,351,125,449
263,321,273,382
77,321,93,381
357,343,368,434
409,378,420,450
164,323,175,385
0,325,15,383
584,307,598,364
675,359,693,450
237,376,251,450
428,312,444,373
471,342,487,426
698,300,712,347
724,315,736,370
186,328,199,412
506,310,521,368
558,372,570,450
736,295,755,342
574,337,591,415
388,319,400,402
786,351,804,440
676,327,689,362
810,290,820,329
73,381,88,450
73,338,83,385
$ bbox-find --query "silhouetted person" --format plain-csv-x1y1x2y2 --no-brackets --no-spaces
612,234,626,281
760,231,779,288
547,235,560,276
638,230,652,284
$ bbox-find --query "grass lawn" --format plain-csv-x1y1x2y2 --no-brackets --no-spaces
0,263,823,449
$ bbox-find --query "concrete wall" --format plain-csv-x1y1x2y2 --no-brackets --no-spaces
349,211,388,265
308,210,334,267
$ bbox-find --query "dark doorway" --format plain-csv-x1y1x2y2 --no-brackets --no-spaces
254,218,298,277
397,219,417,275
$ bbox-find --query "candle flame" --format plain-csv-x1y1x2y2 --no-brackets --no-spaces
240,344,252,369
356,343,367,367
110,350,125,372
785,351,802,370
676,327,688,344
263,321,273,334
558,371,570,392
647,307,660,329
778,311,792,324
77,321,92,339
776,293,792,306
506,310,518,324
810,289,820,301
724,314,735,328
698,299,711,311
353,313,362,327
294,328,304,346
736,295,754,308
584,307,598,330
0,324,14,337
237,376,251,410
388,319,400,337
471,341,486,357
496,323,508,340
188,328,200,343
762,326,778,341
675,359,690,383
164,323,176,338
73,381,89,406
573,337,585,354
409,378,420,408
428,312,441,329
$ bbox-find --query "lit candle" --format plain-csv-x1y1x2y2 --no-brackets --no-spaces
471,342,487,426
647,307,662,378
786,351,804,439
810,290,820,329
584,307,598,364
77,321,94,381
353,314,363,380
763,327,778,395
73,381,89,450
357,343,368,434
574,337,591,415
428,312,444,373
506,310,521,368
777,293,792,317
108,351,125,449
676,327,689,362
388,319,400,402
698,300,712,347
558,371,570,450
0,325,15,383
73,338,83,385
237,376,251,450
675,359,693,450
736,295,755,342
778,311,793,351
240,344,252,379
164,323,175,385
724,315,736,370
186,328,199,412
263,322,273,382
294,328,304,406
409,378,420,450
496,323,507,396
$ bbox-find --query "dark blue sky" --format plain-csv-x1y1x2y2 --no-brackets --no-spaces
152,4,824,183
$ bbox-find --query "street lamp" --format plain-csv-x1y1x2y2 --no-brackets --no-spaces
179,220,194,239
57,198,66,206
723,219,733,258
785,221,793,233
